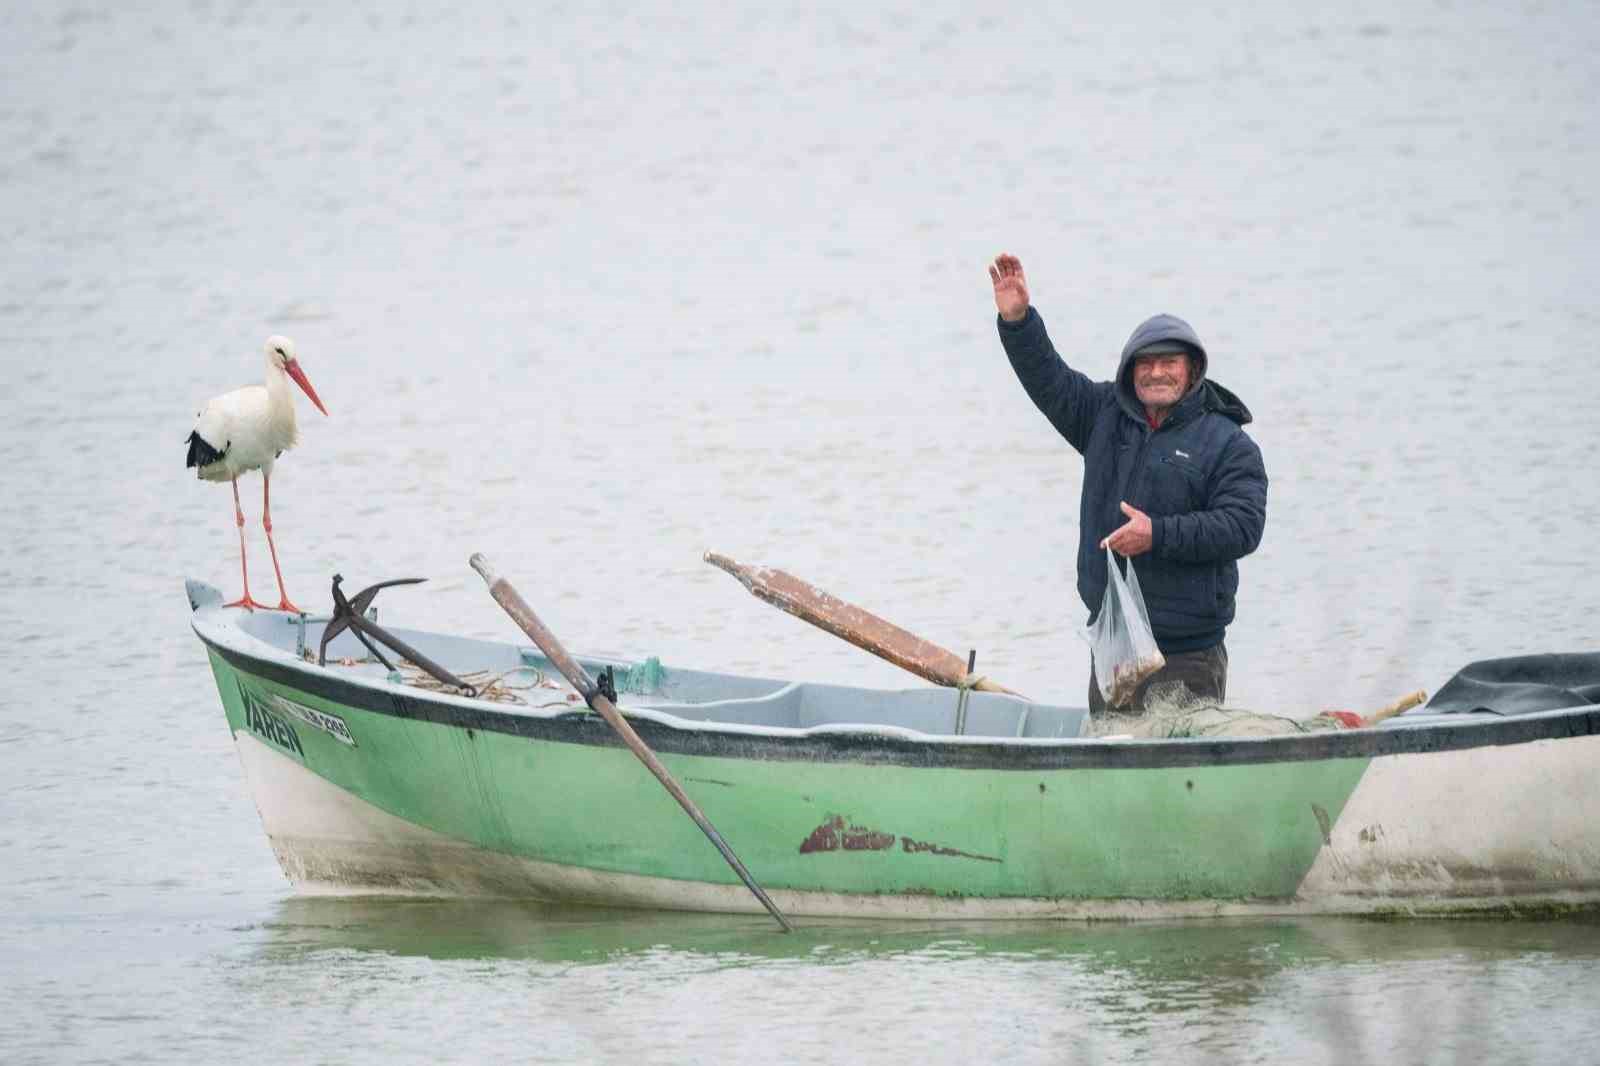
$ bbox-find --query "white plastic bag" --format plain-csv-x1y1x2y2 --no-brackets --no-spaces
1080,547,1166,709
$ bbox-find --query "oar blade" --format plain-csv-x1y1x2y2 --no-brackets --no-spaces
705,552,976,689
706,552,1026,699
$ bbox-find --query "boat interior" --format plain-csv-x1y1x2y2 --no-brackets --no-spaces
200,583,1090,741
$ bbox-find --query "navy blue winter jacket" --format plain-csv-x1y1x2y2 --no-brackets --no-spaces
998,308,1267,654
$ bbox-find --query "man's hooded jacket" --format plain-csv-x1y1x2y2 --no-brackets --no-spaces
998,308,1267,654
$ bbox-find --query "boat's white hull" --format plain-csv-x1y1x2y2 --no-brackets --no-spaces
1299,733,1600,904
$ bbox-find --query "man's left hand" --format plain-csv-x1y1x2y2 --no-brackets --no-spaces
1101,501,1153,557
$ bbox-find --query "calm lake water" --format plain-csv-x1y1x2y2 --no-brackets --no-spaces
3,1,1598,1062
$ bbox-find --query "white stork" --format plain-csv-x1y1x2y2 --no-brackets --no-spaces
186,335,329,612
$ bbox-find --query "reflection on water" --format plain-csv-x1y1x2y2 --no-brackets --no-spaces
263,898,794,964
261,897,1600,971
238,900,1600,1064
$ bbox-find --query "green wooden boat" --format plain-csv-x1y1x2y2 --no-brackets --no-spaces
189,579,1600,920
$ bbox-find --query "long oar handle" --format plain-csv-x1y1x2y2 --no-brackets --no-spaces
469,553,793,933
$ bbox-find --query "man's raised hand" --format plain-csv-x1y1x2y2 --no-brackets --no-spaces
988,253,1030,322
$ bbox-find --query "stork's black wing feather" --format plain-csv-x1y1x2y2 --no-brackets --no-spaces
186,430,227,469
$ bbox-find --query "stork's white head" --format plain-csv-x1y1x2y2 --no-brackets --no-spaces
263,334,329,416
265,335,298,370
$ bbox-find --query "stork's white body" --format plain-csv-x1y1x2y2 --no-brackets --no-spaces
190,374,302,483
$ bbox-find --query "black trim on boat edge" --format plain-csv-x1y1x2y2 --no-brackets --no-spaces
197,635,1600,772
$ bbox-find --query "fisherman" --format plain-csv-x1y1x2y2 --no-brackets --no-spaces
988,253,1267,714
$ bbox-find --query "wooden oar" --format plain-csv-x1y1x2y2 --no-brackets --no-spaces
1315,690,1428,729
1365,689,1428,725
470,553,793,933
704,552,1026,699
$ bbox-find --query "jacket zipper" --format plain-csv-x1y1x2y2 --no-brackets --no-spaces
1121,423,1156,513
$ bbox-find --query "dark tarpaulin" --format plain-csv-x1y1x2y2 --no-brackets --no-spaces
1422,653,1600,716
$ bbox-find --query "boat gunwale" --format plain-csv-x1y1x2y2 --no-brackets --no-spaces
191,598,1600,772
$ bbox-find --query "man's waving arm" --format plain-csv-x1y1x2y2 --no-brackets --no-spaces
990,254,1111,455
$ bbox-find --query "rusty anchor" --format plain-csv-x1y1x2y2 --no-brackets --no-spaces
318,574,477,697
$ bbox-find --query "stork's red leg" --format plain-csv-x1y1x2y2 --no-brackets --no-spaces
223,478,270,611
261,472,304,614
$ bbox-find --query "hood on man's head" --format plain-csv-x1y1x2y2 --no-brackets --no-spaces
1112,312,1254,426
1118,313,1209,385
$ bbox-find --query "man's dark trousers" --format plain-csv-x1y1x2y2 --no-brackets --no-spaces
1088,643,1228,715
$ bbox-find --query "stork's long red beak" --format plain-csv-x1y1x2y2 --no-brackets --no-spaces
284,359,329,416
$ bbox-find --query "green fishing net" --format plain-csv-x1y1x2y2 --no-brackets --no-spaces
612,656,665,695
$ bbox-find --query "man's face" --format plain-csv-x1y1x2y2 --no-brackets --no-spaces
1132,352,1191,410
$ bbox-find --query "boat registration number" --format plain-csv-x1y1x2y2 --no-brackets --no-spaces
237,682,357,752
